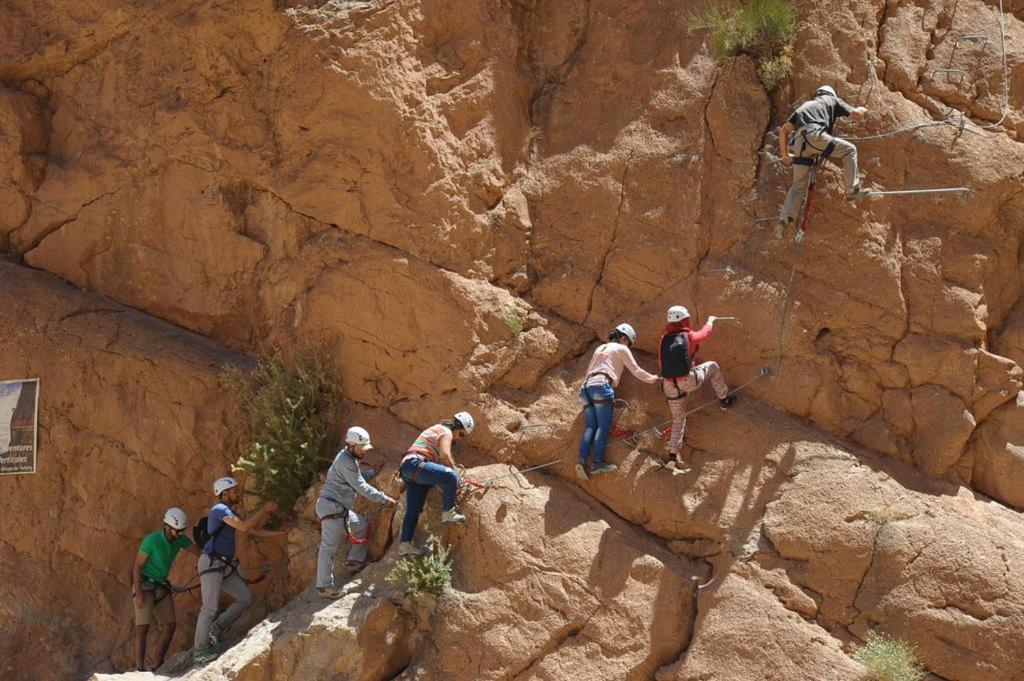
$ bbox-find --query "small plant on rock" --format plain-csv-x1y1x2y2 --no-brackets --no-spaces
387,536,453,597
689,0,798,90
851,632,926,681
224,348,341,518
859,509,908,527
504,307,527,334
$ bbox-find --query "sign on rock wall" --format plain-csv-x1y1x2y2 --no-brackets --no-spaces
0,379,39,475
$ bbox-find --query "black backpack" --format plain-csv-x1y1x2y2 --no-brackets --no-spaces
660,332,692,378
193,515,225,548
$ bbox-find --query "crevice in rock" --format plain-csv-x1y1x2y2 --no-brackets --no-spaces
584,151,633,323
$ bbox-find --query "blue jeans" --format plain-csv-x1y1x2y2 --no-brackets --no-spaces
399,458,459,543
578,383,615,466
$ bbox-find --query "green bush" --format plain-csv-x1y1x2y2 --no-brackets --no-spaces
852,633,926,681
689,0,798,89
387,536,453,597
224,349,341,518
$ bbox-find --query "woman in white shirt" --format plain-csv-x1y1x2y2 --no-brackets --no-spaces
576,323,659,479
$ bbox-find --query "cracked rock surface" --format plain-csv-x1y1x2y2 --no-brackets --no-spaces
2,0,1024,679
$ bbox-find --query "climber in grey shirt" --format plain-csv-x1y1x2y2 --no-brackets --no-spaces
315,426,395,598
776,85,868,237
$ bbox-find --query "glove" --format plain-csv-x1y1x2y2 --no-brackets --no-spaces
794,229,804,244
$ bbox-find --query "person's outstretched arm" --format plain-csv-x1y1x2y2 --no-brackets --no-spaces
779,121,795,165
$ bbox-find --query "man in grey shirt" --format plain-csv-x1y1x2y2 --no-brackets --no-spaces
777,85,868,237
315,426,396,598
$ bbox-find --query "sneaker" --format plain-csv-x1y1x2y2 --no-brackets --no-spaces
317,587,344,599
398,541,426,557
441,508,466,524
720,395,737,410
207,626,220,647
575,463,589,480
590,463,618,476
193,648,218,665
774,218,790,239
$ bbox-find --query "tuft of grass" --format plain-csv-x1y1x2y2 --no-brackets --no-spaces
851,632,926,681
504,307,527,334
223,348,341,519
860,509,908,527
689,0,798,89
387,536,453,597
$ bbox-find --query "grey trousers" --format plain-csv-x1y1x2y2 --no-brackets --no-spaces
315,497,370,590
780,130,859,223
192,553,252,653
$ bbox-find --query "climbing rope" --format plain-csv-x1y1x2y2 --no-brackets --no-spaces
849,0,1010,140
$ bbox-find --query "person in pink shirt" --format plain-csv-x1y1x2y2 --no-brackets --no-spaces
659,306,736,473
576,323,659,479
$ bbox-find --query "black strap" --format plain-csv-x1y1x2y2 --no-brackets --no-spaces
581,380,614,409
402,456,428,483
140,577,174,604
794,130,836,166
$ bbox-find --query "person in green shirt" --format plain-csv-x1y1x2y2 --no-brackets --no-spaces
132,507,198,672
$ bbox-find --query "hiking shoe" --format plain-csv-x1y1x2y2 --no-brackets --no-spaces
665,458,691,475
398,541,426,557
590,463,618,476
341,561,365,576
317,587,344,599
720,395,737,410
193,648,218,665
575,462,589,480
845,186,869,201
441,508,466,524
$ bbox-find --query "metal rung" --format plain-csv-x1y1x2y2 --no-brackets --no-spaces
932,69,967,77
864,187,971,198
956,34,989,43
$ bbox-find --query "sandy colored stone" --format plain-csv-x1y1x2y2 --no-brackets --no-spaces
0,261,285,681
969,393,1024,508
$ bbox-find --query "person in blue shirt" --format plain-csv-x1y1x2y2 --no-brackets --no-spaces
192,476,290,664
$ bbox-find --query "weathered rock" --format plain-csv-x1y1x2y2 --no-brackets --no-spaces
968,393,1024,509
0,261,285,681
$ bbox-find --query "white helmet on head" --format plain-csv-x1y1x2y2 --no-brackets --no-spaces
815,85,836,97
667,305,690,323
453,411,475,434
163,507,188,531
213,476,238,497
614,323,637,346
345,426,373,450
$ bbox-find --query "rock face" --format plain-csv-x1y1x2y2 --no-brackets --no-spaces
3,0,1024,678
0,262,283,681
2,0,1022,485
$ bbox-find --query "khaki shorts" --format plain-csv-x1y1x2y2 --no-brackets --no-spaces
133,584,176,626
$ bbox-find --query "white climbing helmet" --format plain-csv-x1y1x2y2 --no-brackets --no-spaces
667,306,690,323
453,411,475,434
815,85,837,97
345,426,373,450
213,476,238,497
614,323,637,346
163,507,188,531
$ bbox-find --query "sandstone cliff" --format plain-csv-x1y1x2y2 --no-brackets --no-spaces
2,0,1023,679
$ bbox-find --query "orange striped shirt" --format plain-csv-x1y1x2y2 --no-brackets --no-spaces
406,424,451,463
